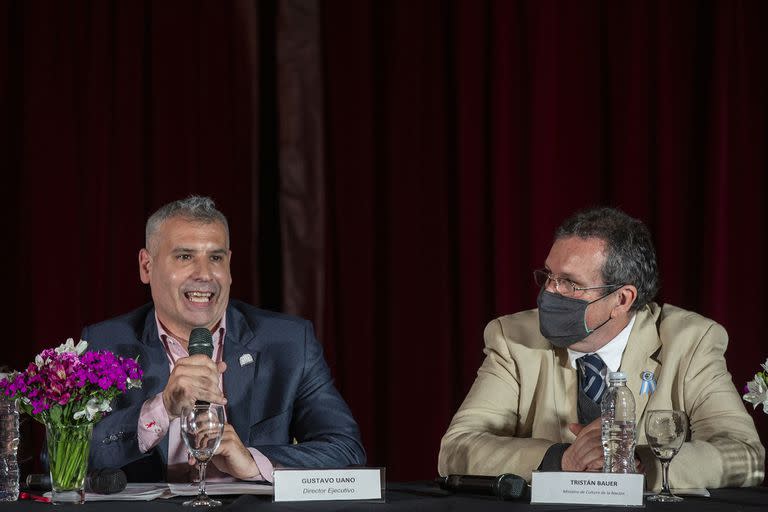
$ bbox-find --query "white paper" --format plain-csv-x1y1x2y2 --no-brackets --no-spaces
273,468,383,502
167,481,273,496
48,483,170,502
63,481,274,502
531,471,645,506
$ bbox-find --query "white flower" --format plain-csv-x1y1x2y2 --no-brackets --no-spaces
743,374,768,412
126,378,142,390
73,397,112,421
761,358,768,373
55,338,88,356
34,354,44,368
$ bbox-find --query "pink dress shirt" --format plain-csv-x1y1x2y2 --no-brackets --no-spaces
137,314,274,482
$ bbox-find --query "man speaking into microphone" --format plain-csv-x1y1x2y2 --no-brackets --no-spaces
81,196,365,482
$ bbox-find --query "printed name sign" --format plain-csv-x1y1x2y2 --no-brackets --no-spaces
273,468,385,502
531,471,644,506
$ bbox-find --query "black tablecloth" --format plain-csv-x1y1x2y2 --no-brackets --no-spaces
1,482,767,511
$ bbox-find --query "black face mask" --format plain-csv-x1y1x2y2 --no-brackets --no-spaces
536,288,615,347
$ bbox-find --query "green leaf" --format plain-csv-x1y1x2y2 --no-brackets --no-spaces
49,405,62,426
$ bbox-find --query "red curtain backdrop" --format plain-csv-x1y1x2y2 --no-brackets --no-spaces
2,0,767,482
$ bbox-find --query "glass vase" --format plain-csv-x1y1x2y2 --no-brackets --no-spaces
45,422,93,504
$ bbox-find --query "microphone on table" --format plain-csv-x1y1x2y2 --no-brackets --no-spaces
26,468,128,495
188,327,214,407
436,473,528,500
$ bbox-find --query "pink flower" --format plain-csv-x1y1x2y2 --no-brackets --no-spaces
0,339,143,425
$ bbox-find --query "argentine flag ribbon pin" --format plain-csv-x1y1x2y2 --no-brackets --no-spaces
640,371,656,395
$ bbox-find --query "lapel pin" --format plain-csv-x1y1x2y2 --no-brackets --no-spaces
239,353,254,367
640,370,656,396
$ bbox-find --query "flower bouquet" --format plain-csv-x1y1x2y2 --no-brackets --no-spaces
742,358,768,413
0,339,142,503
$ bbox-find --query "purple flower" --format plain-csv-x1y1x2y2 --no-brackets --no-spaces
2,340,143,425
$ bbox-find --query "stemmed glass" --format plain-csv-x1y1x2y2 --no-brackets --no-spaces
180,403,226,507
644,410,688,503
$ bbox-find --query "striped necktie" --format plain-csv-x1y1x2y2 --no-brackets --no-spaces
579,353,606,403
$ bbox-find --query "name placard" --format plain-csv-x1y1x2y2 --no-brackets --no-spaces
531,471,644,506
272,468,385,502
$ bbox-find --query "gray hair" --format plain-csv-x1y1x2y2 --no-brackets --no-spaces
145,195,230,251
555,207,659,311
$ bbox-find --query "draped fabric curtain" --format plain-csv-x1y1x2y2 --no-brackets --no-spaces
320,0,768,480
2,0,766,482
2,0,270,349
1,0,280,476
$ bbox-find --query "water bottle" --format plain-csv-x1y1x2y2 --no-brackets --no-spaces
601,371,636,473
0,393,19,501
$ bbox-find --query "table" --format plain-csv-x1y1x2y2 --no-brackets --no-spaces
1,482,767,511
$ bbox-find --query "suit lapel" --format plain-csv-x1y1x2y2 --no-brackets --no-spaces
222,306,260,442
139,311,171,465
140,304,263,462
619,305,662,424
552,346,579,440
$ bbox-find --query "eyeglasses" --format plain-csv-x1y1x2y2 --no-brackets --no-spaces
533,269,620,297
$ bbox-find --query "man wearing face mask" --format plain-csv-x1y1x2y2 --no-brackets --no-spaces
438,207,764,490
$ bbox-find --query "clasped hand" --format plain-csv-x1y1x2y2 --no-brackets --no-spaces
163,354,261,480
561,418,644,473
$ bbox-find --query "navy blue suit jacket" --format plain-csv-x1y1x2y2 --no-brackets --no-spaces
82,300,365,481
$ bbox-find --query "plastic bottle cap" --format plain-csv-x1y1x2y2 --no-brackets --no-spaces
608,371,627,381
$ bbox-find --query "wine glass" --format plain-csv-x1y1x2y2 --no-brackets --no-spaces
644,410,688,503
180,403,226,507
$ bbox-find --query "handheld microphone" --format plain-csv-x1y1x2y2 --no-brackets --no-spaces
27,468,128,495
188,327,214,406
188,327,214,358
436,473,528,500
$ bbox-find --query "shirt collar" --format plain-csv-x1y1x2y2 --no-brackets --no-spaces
568,314,636,372
154,312,227,359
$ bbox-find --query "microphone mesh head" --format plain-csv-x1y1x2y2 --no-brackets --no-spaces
188,327,213,357
87,469,127,494
496,474,527,500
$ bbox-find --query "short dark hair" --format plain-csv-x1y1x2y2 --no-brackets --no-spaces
145,195,230,252
555,207,659,310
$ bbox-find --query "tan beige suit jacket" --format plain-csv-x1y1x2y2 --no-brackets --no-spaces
438,303,765,489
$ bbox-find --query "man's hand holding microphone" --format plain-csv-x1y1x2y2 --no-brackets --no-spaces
164,328,260,480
